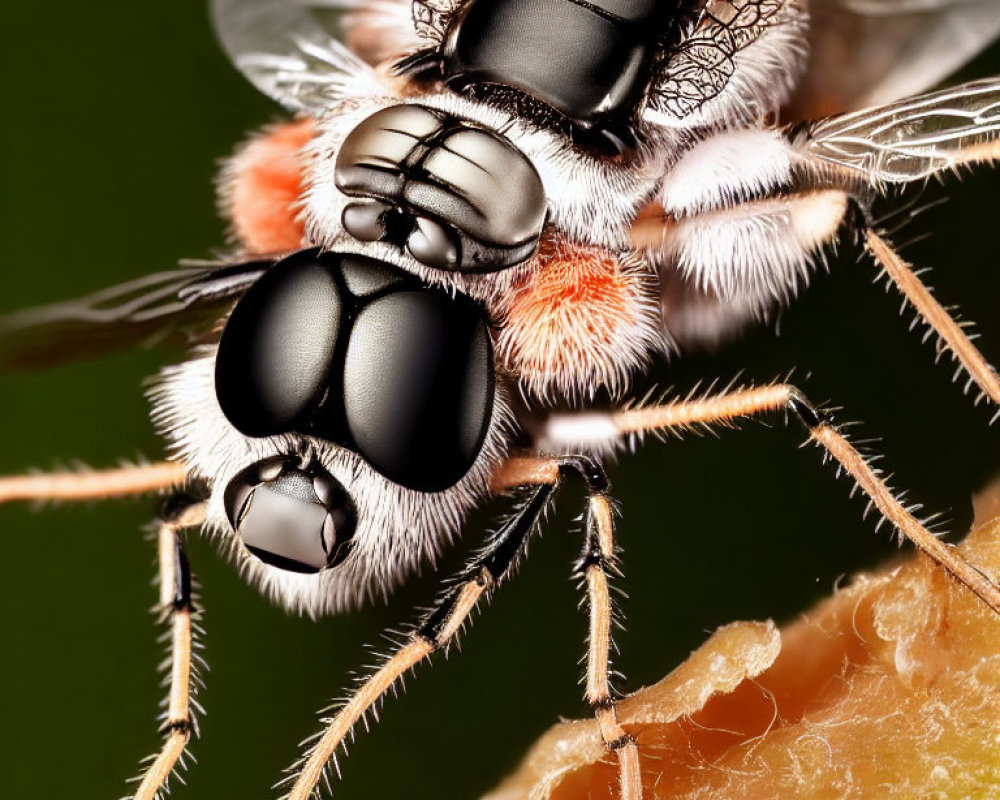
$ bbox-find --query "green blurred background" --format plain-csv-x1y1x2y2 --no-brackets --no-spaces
2,3,1000,798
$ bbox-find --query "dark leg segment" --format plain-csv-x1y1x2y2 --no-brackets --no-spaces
131,496,206,800
285,482,555,800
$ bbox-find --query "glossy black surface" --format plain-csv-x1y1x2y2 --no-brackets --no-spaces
443,0,675,127
215,251,495,492
335,104,546,272
216,251,342,436
224,457,357,573
343,291,494,491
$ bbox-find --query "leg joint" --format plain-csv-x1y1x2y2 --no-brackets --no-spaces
158,718,192,737
159,491,206,525
607,732,636,751
783,386,827,430
590,696,616,712
416,596,455,646
556,456,609,494
581,550,608,571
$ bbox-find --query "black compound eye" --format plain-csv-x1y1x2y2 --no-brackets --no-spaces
224,457,357,573
341,289,494,492
214,250,495,494
215,252,343,437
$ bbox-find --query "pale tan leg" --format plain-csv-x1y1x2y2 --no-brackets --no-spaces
493,458,642,798
287,636,439,800
284,480,555,800
132,500,207,800
583,492,642,800
866,230,1000,410
0,461,187,504
607,384,1000,614
490,456,560,493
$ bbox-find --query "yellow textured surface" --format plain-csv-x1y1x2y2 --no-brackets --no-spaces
485,502,1000,800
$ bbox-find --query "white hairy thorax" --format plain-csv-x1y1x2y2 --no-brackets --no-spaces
307,0,846,346
657,129,849,301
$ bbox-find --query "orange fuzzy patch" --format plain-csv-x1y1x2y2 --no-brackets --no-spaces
498,235,654,399
227,118,315,255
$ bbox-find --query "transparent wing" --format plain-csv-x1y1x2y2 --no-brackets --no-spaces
210,0,389,112
0,261,269,371
788,0,1000,118
801,77,1000,183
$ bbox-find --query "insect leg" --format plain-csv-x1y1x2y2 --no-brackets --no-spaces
865,230,1000,411
580,477,642,800
131,496,207,800
543,383,1000,615
0,461,187,504
493,457,642,800
284,481,555,800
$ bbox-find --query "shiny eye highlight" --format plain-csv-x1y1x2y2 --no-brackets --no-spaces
405,216,460,271
215,253,343,437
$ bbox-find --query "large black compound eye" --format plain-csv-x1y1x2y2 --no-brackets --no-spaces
215,251,342,437
214,249,495,494
341,289,494,492
224,457,357,574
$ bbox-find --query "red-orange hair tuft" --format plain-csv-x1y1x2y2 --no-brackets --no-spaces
498,235,662,403
221,118,316,255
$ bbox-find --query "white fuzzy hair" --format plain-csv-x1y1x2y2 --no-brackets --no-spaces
660,129,793,219
667,200,818,306
148,346,513,618
652,133,849,334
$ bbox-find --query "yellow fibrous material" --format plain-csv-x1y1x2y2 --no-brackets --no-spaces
486,494,1000,800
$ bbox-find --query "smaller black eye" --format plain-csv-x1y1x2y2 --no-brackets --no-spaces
406,216,460,270
224,458,357,574
342,200,390,242
334,105,547,273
